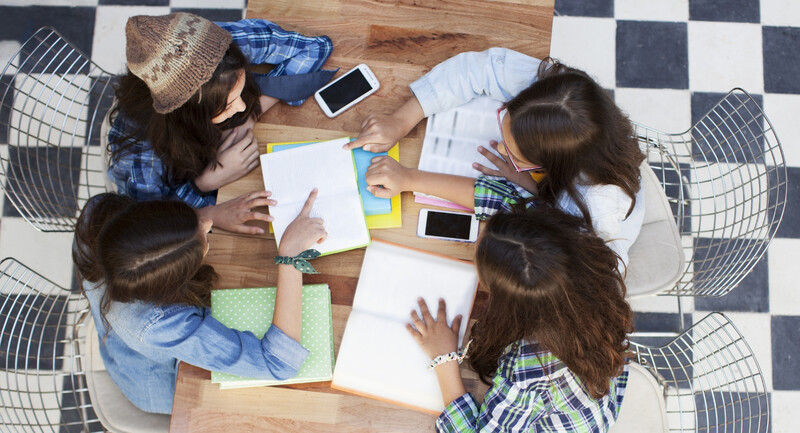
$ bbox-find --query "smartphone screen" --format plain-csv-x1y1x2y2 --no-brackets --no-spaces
318,69,373,113
424,211,474,240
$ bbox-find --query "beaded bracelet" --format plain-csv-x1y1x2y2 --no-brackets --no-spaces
274,249,321,274
429,340,472,369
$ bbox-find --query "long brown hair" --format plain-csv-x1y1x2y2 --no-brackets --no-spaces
109,43,262,185
73,193,218,331
468,208,634,399
507,58,644,227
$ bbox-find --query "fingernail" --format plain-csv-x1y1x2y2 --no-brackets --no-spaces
364,145,371,152
256,229,265,234
478,146,485,152
472,163,479,169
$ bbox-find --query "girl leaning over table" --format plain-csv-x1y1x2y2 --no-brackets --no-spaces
107,12,335,234
407,208,634,433
349,48,645,272
73,189,326,414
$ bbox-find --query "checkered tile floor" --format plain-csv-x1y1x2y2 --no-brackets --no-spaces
0,0,796,431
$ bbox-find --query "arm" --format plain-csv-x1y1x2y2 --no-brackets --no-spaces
410,47,542,117
364,156,476,210
216,19,333,78
271,189,327,342
348,48,541,152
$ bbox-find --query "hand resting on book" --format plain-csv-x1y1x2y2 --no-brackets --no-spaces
278,188,327,257
195,190,275,235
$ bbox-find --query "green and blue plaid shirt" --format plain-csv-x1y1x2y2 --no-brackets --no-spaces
436,341,628,433
473,175,539,220
107,19,333,207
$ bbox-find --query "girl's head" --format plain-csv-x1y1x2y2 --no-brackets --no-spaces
469,208,634,399
74,193,218,313
111,13,262,183
502,59,645,223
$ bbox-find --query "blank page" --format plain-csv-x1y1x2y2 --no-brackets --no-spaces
332,240,478,413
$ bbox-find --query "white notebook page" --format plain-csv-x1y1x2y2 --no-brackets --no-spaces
332,240,478,413
260,137,370,255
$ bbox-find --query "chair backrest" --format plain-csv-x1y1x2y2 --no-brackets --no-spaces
0,27,115,232
0,258,104,432
629,313,770,432
635,89,787,297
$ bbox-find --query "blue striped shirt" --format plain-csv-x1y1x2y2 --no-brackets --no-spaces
107,19,333,207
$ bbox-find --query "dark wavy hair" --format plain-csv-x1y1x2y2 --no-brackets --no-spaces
108,43,262,185
73,193,218,332
468,208,634,399
506,58,645,227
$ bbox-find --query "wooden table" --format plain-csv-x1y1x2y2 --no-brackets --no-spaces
170,1,553,431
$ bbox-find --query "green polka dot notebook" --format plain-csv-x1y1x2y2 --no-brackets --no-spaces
210,284,334,388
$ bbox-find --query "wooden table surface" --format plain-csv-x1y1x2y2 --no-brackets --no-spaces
170,0,553,431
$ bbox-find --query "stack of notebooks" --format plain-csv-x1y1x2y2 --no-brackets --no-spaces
210,284,335,388
259,137,402,256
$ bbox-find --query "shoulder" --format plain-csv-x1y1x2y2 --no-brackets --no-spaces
498,340,567,390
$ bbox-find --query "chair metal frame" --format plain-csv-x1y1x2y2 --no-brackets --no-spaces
630,312,770,432
0,27,114,232
636,88,787,297
0,257,104,432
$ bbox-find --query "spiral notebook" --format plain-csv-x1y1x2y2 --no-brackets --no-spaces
210,284,334,389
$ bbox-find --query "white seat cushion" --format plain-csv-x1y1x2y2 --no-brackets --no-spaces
624,162,686,297
84,318,171,433
610,363,669,433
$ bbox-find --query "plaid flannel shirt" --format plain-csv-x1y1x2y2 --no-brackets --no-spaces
107,19,333,207
436,341,629,433
473,175,540,220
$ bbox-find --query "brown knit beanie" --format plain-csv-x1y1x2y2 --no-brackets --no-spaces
125,12,233,114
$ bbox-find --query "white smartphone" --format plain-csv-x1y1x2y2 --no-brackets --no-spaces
314,63,380,118
417,209,479,243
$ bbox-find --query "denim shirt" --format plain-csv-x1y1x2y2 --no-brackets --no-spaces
409,48,644,269
83,280,309,414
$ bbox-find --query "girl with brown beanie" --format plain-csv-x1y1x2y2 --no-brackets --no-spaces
107,12,334,234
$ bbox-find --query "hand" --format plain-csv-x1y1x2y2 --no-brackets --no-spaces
196,190,275,235
194,128,260,192
474,140,539,195
347,114,407,153
278,188,327,257
345,97,425,152
406,298,462,360
364,156,416,198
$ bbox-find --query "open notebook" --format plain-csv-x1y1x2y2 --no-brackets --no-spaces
332,240,478,414
267,140,402,229
210,284,334,389
260,137,371,255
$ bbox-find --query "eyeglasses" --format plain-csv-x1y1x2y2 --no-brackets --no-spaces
496,107,544,173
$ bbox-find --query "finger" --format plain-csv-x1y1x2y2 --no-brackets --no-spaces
360,114,376,131
344,139,361,150
299,188,319,217
366,185,395,199
478,145,508,166
235,224,265,235
370,155,390,164
246,190,270,200
405,323,422,341
472,162,501,177
248,197,277,207
451,314,463,333
243,210,272,223
418,297,434,323
410,309,426,333
436,298,448,323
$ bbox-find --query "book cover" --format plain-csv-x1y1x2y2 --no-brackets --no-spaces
210,284,334,388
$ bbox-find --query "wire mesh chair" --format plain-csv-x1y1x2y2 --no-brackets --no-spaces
619,313,770,433
0,27,115,232
0,257,104,432
637,88,787,297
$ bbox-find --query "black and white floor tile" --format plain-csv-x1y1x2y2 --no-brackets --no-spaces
0,0,796,431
